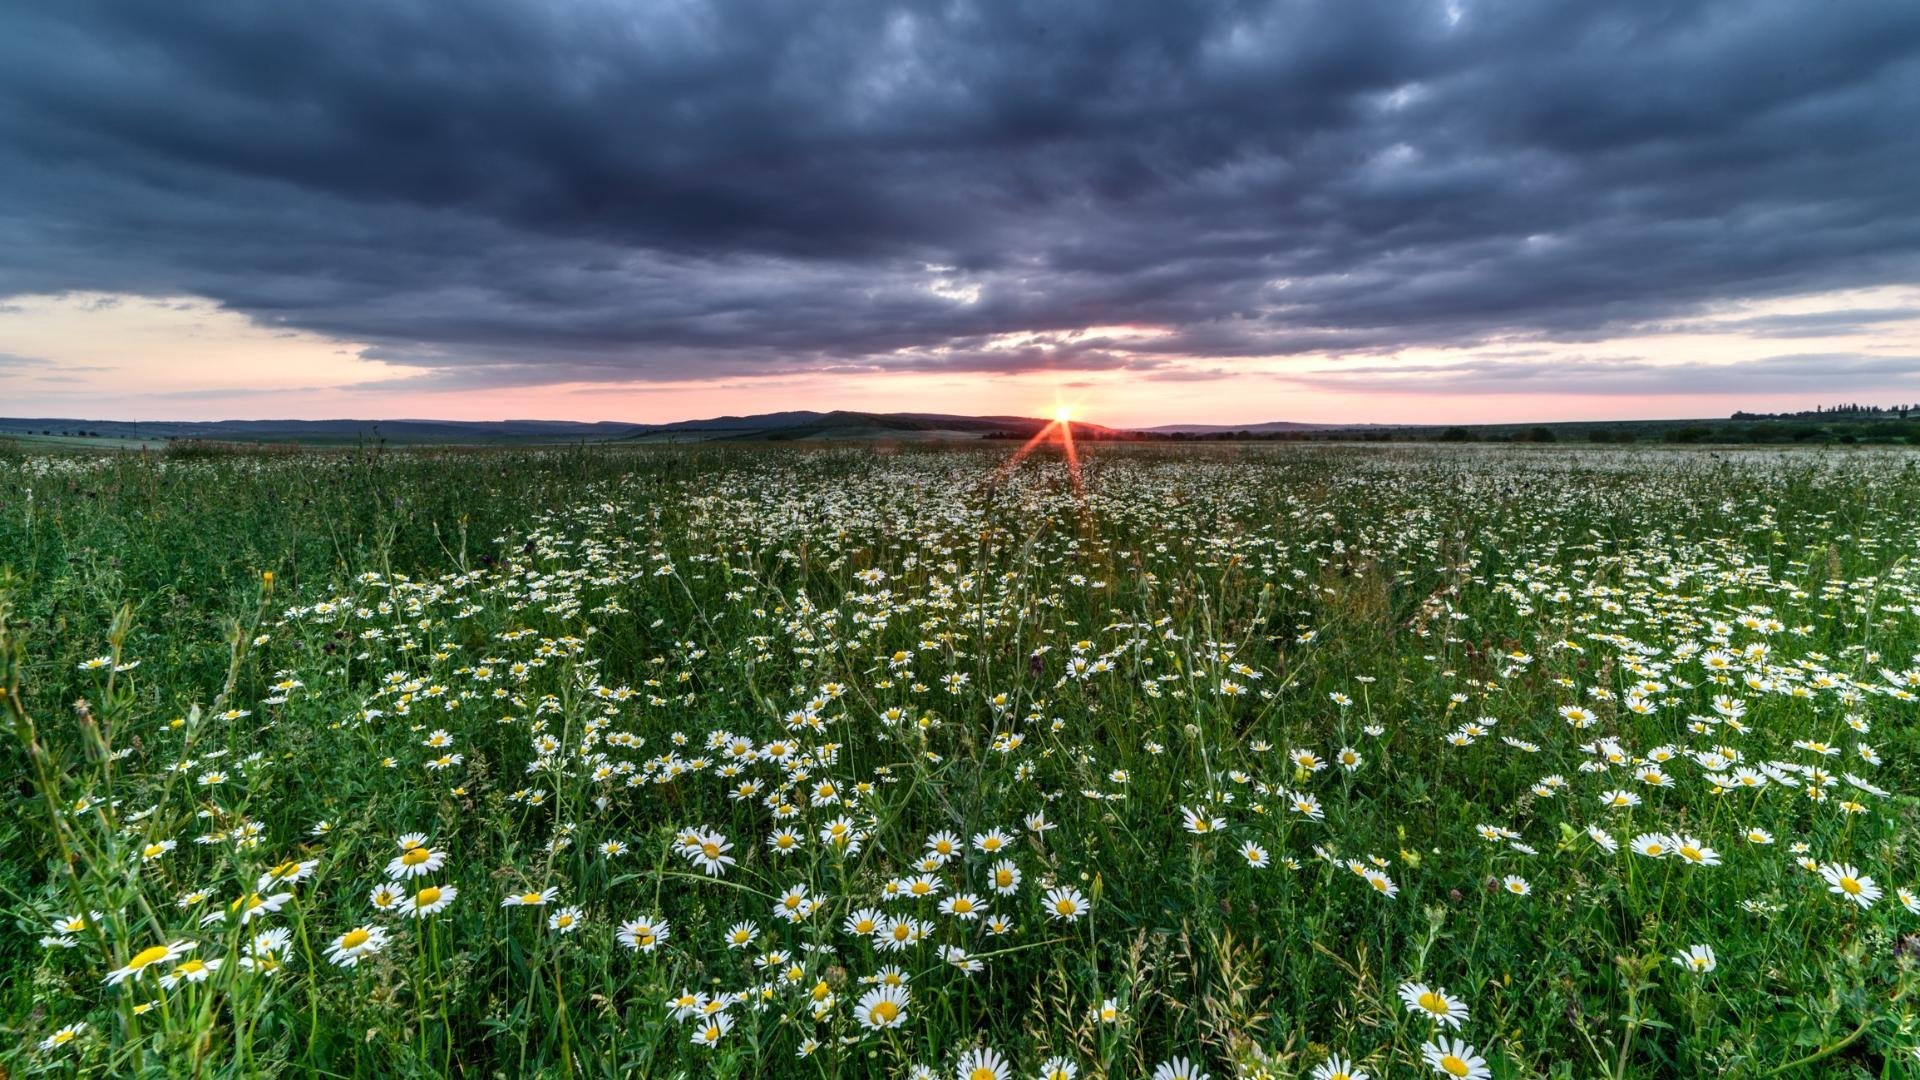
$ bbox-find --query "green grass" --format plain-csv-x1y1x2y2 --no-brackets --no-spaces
3,442,1920,1078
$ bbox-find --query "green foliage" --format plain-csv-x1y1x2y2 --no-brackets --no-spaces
2,443,1919,1078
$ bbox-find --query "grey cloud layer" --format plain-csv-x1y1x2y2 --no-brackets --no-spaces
2,0,1919,385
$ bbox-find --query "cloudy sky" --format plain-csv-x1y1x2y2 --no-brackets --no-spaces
4,0,1920,426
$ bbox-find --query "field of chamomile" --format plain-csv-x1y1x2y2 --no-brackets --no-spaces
5,441,1920,1079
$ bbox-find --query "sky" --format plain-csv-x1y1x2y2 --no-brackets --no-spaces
3,1,1920,428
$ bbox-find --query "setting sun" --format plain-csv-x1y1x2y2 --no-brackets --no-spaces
1052,405,1074,423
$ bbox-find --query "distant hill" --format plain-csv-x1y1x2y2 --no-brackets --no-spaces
0,411,1139,447
0,417,639,446
1143,420,1349,435
635,411,1137,442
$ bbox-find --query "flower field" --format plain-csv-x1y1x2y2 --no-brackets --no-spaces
4,442,1920,1078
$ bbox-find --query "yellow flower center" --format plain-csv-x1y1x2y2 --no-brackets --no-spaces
176,959,206,975
1419,991,1450,1015
415,887,441,906
127,945,172,970
340,929,370,950
519,892,544,904
1441,1055,1470,1077
1055,899,1077,915
871,1001,899,1023
1840,877,1862,894
401,848,432,866
970,1069,996,1080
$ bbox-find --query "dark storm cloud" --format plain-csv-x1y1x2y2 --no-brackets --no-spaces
2,0,1919,385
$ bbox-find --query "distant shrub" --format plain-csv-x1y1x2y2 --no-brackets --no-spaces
163,439,246,460
1438,427,1472,442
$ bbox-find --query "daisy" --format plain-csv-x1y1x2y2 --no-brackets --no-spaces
106,941,196,986
159,956,221,989
1182,806,1226,834
842,908,883,937
1038,1056,1080,1080
723,920,759,948
1672,835,1720,866
618,915,670,952
940,893,985,920
690,1011,733,1047
1399,982,1469,1029
402,884,457,918
685,830,737,876
1042,886,1088,922
1501,875,1531,896
774,884,815,922
1819,863,1882,909
220,891,292,926
257,858,319,890
324,925,389,967
955,1046,1011,1080
39,1022,86,1051
989,860,1023,895
1312,1055,1369,1080
50,912,101,936
1151,1057,1208,1080
1673,944,1716,973
1421,1037,1489,1079
501,886,558,907
548,906,584,933
856,984,910,1030
1240,842,1270,868
386,844,446,880
973,828,1014,855
1630,833,1672,859
1361,869,1399,899
941,944,984,974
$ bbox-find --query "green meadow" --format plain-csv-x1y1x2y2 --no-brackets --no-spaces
4,442,1920,1079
